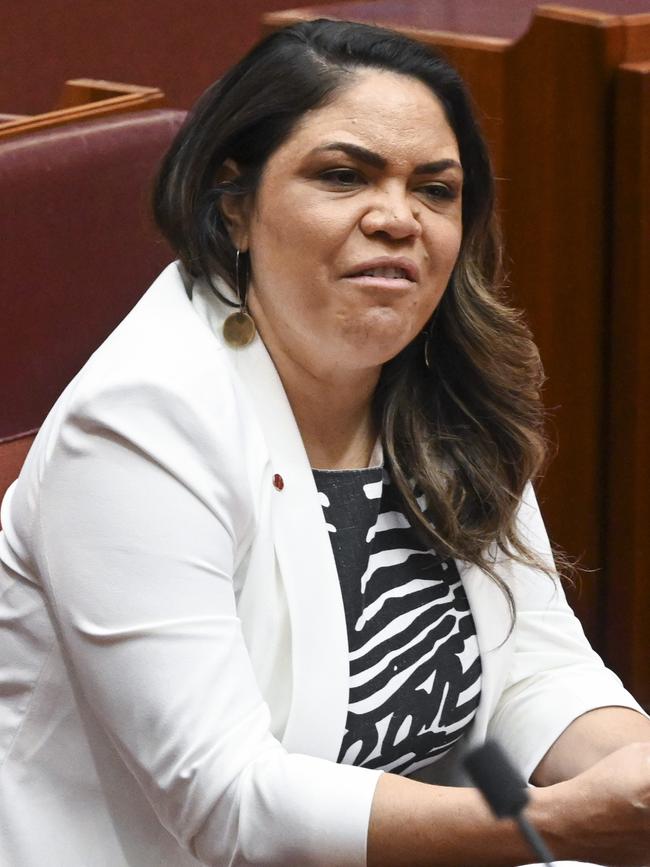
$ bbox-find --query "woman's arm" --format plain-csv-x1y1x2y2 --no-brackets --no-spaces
34,359,650,867
366,478,650,867
533,705,650,785
368,773,547,867
368,735,650,867
35,375,382,867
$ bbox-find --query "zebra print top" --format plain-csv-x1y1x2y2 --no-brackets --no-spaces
312,464,482,777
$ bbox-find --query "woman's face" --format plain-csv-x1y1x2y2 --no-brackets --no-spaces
226,69,463,379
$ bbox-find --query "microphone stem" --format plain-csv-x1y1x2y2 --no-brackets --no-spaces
514,813,555,866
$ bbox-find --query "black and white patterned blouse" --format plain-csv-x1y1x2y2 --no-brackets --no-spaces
312,465,482,777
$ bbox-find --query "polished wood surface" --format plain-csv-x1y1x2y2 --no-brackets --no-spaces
264,0,650,41
605,61,650,707
500,8,626,643
0,79,164,140
54,78,162,108
262,2,650,697
266,0,514,41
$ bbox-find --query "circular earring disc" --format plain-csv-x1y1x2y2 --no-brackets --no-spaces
223,310,256,347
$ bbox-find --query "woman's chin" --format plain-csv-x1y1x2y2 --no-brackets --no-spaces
338,313,419,366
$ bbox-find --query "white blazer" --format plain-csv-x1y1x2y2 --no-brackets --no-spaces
0,262,641,867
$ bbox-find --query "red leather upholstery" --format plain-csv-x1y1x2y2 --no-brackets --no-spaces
0,108,186,502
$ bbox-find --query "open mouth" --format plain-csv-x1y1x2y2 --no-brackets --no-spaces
344,257,419,282
352,266,414,281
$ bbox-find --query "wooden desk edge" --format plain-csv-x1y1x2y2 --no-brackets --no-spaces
261,9,511,51
263,4,650,47
0,92,166,140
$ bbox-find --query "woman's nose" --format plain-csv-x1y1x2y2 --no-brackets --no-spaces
359,188,422,240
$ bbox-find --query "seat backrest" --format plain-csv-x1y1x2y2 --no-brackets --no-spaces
0,108,187,506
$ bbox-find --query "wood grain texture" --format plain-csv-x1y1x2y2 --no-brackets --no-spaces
0,80,164,140
499,10,628,642
605,61,650,706
264,0,650,41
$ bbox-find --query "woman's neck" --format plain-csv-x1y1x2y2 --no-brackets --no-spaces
296,394,378,470
273,350,380,470
249,296,382,469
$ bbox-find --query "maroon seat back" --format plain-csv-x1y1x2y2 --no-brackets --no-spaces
0,108,186,504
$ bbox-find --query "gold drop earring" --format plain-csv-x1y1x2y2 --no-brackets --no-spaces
223,248,256,347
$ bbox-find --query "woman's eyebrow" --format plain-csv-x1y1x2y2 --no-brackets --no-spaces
314,141,386,168
312,141,462,175
414,157,463,176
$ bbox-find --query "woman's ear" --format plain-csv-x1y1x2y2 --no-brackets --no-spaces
216,159,251,251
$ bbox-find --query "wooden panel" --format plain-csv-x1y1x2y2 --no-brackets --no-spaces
604,61,650,706
263,1,650,42
499,8,628,641
55,78,163,108
0,80,164,140
622,13,650,61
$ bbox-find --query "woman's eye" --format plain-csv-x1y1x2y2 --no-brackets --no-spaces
320,168,363,186
419,183,456,201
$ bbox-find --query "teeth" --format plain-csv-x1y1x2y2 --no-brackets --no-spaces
359,267,409,279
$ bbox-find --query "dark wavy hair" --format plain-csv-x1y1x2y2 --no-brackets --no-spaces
153,19,552,617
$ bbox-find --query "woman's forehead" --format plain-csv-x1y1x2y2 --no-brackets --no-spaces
297,69,449,130
276,70,459,174
285,70,459,167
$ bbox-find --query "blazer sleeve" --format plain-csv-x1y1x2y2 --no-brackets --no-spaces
486,483,646,781
33,370,381,867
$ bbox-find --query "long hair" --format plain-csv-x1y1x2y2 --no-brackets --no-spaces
153,19,553,615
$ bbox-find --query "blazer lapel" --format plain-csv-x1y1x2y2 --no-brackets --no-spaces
189,273,350,760
231,337,350,758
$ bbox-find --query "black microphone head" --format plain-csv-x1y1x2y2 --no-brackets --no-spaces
464,740,529,818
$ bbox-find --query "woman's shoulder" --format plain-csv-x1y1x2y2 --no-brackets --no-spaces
3,265,267,583
28,264,269,494
73,262,231,395
52,263,245,422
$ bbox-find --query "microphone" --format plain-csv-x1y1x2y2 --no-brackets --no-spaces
464,740,556,866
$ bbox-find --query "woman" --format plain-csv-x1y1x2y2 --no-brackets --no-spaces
0,19,649,867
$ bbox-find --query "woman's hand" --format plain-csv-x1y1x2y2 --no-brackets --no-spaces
539,741,650,866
